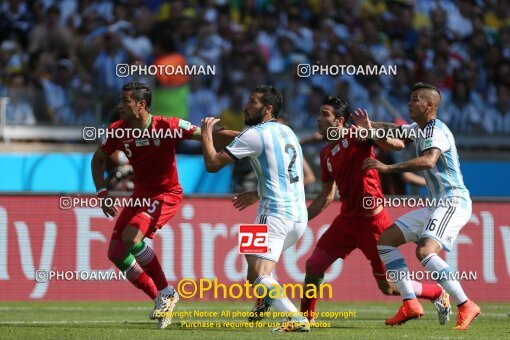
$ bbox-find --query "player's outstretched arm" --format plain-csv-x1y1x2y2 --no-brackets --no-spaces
370,121,401,131
307,180,336,221
91,147,118,218
374,137,405,151
190,126,239,149
212,129,239,148
352,108,400,131
351,108,404,150
363,148,440,173
201,117,236,172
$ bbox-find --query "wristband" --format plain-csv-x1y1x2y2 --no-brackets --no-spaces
96,188,107,197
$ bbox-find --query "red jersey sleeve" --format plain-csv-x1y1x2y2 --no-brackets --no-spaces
168,117,198,141
320,146,333,182
99,122,120,155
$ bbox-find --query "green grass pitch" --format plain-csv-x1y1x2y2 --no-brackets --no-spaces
0,301,508,339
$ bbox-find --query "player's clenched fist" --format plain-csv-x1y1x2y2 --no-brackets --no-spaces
201,117,220,136
98,191,118,218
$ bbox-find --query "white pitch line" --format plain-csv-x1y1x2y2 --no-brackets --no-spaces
0,320,145,325
0,305,225,312
0,306,149,312
0,306,507,318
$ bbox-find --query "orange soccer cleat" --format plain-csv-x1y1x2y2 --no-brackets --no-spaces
455,300,480,330
385,299,424,326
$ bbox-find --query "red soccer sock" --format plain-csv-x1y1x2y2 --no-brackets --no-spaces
124,258,158,299
301,297,317,321
412,281,443,300
130,241,169,291
132,271,158,299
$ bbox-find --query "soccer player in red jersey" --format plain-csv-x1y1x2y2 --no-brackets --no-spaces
91,82,236,329
300,96,451,325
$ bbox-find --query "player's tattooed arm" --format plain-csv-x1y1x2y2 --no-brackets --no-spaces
369,121,401,131
307,180,336,221
91,148,118,218
362,148,441,173
374,137,405,151
201,117,236,172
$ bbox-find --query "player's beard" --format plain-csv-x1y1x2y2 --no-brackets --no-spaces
244,108,264,126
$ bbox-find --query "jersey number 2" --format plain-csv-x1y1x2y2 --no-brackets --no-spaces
284,144,299,184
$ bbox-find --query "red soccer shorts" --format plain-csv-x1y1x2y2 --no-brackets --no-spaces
315,208,392,277
111,192,182,240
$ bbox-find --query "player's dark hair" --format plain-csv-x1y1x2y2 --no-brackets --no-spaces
122,82,152,109
252,85,283,118
322,96,351,122
412,82,442,99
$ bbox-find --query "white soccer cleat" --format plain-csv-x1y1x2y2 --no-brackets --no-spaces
150,290,179,329
272,316,310,333
433,289,452,325
248,298,271,322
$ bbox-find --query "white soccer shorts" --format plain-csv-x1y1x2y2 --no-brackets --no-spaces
248,214,307,263
394,205,472,251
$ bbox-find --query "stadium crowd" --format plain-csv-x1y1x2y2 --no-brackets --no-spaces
0,0,509,134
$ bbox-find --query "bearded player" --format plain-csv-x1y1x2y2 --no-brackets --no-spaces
362,83,480,330
91,81,236,329
201,85,310,332
299,96,452,326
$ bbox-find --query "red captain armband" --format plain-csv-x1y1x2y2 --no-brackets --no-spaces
96,188,108,197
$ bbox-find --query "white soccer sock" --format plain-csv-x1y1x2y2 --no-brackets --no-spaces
377,245,416,300
421,253,468,305
254,275,297,313
411,280,423,296
124,257,143,282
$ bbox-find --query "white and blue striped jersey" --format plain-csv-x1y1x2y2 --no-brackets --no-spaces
225,121,308,222
402,119,471,210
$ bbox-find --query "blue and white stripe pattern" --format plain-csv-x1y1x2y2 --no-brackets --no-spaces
253,122,307,222
227,121,307,222
410,119,472,210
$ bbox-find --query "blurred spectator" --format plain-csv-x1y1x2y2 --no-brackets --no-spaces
219,82,246,132
483,84,510,133
483,0,510,30
28,5,72,55
92,31,131,93
388,64,412,120
110,20,153,62
0,0,32,45
447,0,474,39
92,31,131,120
0,0,508,140
41,58,79,124
4,73,35,125
0,39,26,78
442,74,482,132
152,32,189,118
72,83,97,125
